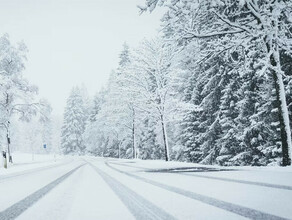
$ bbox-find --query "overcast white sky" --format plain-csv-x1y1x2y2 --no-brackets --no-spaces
0,0,163,115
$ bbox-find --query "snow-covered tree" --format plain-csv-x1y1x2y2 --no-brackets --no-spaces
119,42,130,68
138,117,163,159
100,70,137,158
126,38,178,161
142,0,292,166
0,34,41,165
51,115,62,155
216,77,241,165
88,88,106,122
85,43,141,159
61,86,87,155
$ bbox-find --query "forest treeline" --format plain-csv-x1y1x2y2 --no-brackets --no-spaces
61,0,292,166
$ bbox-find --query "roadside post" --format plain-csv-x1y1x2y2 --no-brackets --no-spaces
2,151,7,169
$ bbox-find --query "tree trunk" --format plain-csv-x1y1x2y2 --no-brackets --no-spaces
161,114,170,161
118,142,120,159
132,109,136,159
6,122,12,164
270,52,292,166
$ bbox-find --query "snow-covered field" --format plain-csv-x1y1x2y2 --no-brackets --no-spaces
0,154,292,220
0,152,67,176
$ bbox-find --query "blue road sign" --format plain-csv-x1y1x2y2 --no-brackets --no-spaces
43,144,46,149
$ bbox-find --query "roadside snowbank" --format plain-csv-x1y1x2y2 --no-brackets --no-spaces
0,152,68,176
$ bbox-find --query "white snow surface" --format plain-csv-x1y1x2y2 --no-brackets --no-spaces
0,154,292,220
0,152,67,176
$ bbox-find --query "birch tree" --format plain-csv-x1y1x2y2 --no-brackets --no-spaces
127,38,177,161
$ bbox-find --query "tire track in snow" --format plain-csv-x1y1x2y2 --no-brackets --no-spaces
106,161,289,220
109,161,292,191
0,163,85,220
88,162,177,220
179,173,292,191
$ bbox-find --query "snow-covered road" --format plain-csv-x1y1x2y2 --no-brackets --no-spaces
0,157,292,220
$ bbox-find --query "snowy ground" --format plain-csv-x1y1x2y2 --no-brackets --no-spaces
0,154,292,220
0,152,67,176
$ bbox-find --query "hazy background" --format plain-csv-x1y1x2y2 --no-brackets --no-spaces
0,0,163,115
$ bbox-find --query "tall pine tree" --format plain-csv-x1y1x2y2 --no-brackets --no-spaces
61,86,86,155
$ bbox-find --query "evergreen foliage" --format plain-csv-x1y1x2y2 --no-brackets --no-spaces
61,86,87,155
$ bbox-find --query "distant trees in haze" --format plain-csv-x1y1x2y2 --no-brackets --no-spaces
61,86,89,155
